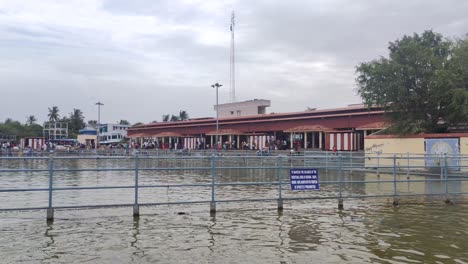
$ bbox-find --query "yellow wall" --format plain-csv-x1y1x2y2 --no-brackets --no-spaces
461,137,468,171
461,137,468,155
365,136,468,171
77,134,96,145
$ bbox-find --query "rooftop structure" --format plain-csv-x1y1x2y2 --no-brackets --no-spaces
214,99,271,118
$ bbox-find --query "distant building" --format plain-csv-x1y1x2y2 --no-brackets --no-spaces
129,104,388,151
43,122,68,140
98,123,131,145
0,134,16,143
214,99,271,118
77,126,97,146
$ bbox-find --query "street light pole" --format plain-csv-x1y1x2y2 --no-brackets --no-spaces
95,102,104,149
211,83,222,150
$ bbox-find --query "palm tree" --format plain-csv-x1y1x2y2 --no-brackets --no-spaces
179,110,189,121
69,109,85,134
48,106,60,122
170,115,180,122
26,115,37,125
162,115,170,122
87,120,97,128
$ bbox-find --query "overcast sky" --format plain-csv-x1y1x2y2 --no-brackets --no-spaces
0,0,467,125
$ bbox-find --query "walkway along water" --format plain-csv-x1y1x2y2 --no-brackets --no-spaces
0,154,467,221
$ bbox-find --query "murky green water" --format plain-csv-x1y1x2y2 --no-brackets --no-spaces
0,157,467,263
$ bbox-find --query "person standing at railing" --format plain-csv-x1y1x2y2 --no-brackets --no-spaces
332,145,337,156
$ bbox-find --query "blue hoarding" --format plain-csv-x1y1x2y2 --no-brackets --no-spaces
290,169,319,190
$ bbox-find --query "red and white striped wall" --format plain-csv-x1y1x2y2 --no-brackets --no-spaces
248,135,268,150
20,137,45,150
326,132,360,151
183,138,201,150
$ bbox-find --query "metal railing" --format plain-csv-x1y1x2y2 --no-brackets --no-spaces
0,154,467,221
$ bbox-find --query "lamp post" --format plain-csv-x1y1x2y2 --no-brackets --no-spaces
211,83,222,150
95,102,104,149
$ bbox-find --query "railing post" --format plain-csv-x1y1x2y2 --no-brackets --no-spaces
350,151,353,174
406,152,410,178
392,155,398,206
47,156,54,221
210,154,216,214
377,153,380,177
133,155,140,217
338,154,343,209
440,153,444,179
277,156,283,211
444,154,451,204
325,152,328,172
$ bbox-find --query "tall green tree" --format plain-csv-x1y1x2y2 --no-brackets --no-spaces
26,115,37,125
356,30,468,134
69,108,85,136
119,120,130,125
48,106,60,122
162,115,170,122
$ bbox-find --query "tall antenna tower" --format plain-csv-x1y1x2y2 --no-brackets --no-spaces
229,11,236,103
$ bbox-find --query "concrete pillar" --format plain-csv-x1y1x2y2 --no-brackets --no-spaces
46,208,54,221
229,135,232,148
290,133,293,149
277,199,283,211
312,132,315,148
304,132,308,149
133,205,140,217
445,196,452,205
210,136,214,148
319,132,323,150
237,135,240,149
338,199,344,210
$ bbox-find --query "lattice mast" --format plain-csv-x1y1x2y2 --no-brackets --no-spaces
229,11,236,103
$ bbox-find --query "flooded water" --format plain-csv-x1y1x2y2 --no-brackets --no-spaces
1,157,467,263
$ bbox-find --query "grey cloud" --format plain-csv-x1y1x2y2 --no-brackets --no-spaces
1,0,467,124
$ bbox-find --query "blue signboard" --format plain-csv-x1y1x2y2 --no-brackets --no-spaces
290,169,319,190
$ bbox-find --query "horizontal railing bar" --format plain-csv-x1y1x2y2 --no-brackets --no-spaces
2,177,468,193
0,169,50,173
0,188,49,192
1,191,468,212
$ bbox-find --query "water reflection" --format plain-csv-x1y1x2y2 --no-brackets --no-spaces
42,221,58,261
207,215,216,252
1,158,468,263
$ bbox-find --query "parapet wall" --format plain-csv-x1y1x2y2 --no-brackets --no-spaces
364,133,468,172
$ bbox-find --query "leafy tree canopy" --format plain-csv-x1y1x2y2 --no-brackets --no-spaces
0,118,43,140
356,30,468,134
162,110,189,122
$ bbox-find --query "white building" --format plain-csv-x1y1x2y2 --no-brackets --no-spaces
99,123,131,145
43,121,68,140
214,99,271,118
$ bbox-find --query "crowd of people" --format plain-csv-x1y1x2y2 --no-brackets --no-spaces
135,138,304,151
